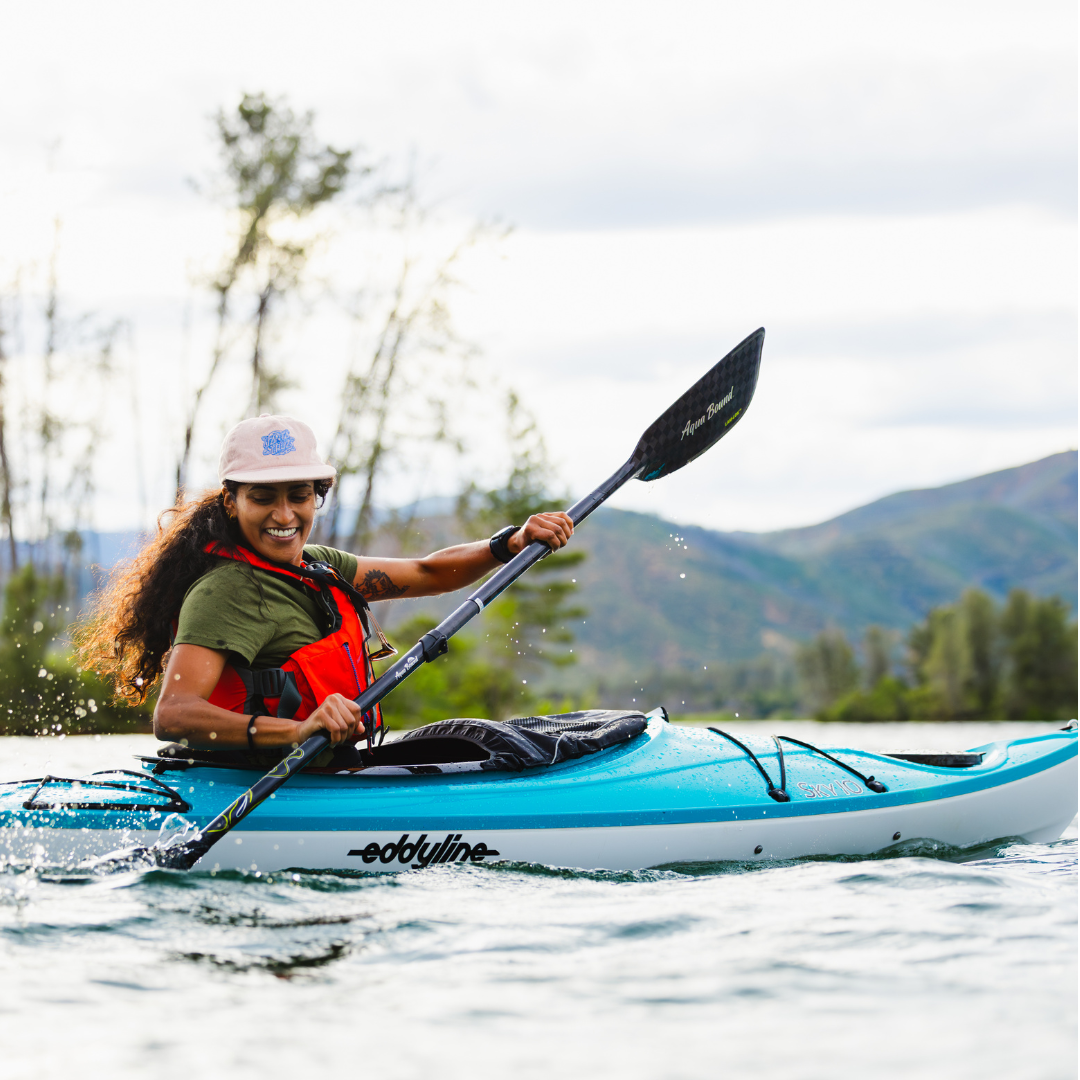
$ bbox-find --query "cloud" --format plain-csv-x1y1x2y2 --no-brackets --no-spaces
504,309,1076,384
3,3,1074,230
436,45,1077,227
477,154,1077,230
775,311,1077,359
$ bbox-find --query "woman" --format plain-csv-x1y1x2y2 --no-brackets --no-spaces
79,414,573,761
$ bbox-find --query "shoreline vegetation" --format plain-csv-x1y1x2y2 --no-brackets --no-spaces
0,562,1071,737
583,586,1076,726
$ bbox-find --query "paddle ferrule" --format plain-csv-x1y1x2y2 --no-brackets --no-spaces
419,630,449,662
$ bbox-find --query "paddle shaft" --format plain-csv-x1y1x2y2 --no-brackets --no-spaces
165,456,640,869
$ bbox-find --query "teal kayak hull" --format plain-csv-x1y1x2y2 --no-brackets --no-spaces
1,714,1075,872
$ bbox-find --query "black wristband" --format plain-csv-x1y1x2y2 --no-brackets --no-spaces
489,525,521,564
247,712,267,753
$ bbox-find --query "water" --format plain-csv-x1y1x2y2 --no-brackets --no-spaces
1,722,1075,1080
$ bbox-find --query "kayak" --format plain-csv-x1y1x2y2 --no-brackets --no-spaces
0,711,1075,873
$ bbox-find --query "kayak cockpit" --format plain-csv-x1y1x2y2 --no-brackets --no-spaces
883,751,984,768
144,709,650,778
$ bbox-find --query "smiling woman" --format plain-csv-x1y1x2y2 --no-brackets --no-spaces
76,414,573,766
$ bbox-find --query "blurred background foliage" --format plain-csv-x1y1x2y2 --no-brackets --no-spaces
0,564,149,735
0,92,1074,735
610,587,1077,726
798,588,1077,723
378,399,588,727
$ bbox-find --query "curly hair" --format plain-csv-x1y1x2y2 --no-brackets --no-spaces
75,479,332,705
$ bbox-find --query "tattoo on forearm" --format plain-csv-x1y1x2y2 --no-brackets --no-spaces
360,569,409,600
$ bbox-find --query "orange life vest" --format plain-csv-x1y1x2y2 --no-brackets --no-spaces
202,543,393,744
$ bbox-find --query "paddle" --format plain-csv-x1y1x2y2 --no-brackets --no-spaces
151,327,765,871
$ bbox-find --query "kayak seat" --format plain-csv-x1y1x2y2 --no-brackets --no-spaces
366,736,489,767
364,710,649,774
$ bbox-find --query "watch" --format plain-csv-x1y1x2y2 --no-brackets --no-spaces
489,525,521,564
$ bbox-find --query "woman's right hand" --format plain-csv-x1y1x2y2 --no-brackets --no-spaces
295,693,365,745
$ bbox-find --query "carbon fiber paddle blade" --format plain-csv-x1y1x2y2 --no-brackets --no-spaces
632,327,764,482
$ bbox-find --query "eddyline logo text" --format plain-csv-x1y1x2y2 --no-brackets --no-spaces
348,833,501,868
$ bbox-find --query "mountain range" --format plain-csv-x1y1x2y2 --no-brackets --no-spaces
67,451,1076,680
567,451,1077,676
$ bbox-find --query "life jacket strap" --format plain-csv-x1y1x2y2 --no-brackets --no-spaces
238,667,304,720
301,560,396,661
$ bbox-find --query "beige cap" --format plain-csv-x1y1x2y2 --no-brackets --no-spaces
218,414,336,484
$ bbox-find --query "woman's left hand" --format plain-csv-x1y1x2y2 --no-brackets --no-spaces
509,512,574,555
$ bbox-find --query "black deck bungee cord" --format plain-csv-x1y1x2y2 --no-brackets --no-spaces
707,728,790,802
707,730,888,798
771,735,786,795
776,735,887,792
5,769,191,813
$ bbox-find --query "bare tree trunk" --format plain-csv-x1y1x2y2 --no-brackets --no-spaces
38,221,62,569
316,224,481,554
176,282,233,501
315,272,406,548
62,321,118,560
0,298,18,571
249,282,273,416
125,324,149,529
347,316,407,552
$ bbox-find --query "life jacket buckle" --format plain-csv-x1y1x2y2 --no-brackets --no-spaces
362,607,397,661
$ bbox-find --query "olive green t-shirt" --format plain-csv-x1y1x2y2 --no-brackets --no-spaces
174,545,359,670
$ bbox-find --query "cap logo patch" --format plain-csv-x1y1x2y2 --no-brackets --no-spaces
261,429,296,457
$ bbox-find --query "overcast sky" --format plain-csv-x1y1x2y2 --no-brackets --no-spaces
1,0,1075,533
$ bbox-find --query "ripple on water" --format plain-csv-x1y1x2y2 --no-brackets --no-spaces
0,832,1074,1080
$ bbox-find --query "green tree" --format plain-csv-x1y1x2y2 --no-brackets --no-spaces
863,625,892,687
377,611,588,728
906,589,1001,719
960,587,1000,715
922,607,969,717
0,289,20,569
795,628,859,715
376,614,519,728
1001,590,1078,720
455,393,586,715
905,587,1073,720
825,677,910,723
0,564,147,735
817,624,907,721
